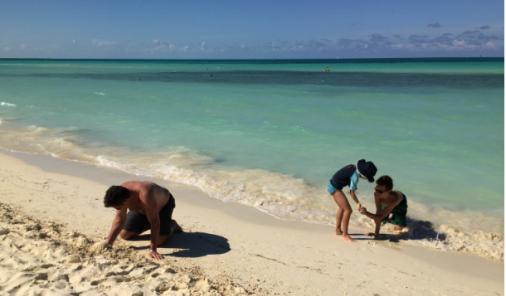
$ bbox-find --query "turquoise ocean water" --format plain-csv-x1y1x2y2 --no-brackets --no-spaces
0,59,503,254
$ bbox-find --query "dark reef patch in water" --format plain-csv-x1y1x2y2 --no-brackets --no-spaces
1,71,503,88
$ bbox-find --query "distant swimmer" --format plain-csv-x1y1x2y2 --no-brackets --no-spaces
359,175,408,237
327,159,377,241
101,181,182,260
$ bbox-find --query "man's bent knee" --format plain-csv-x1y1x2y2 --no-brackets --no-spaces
157,235,170,246
119,230,138,240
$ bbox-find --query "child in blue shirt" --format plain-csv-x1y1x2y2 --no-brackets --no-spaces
327,159,377,241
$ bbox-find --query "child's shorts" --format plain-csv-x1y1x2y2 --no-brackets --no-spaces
327,182,337,195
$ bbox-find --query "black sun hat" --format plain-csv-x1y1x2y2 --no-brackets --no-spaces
357,159,377,183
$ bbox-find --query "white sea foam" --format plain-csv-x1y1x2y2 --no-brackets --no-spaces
0,101,16,107
94,92,106,96
0,121,502,260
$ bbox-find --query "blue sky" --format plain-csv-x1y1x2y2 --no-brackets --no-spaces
0,0,503,58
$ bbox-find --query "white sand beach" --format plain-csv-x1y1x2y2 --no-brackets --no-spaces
0,151,503,296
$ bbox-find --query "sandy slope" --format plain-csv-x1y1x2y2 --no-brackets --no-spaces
0,203,256,296
0,151,503,296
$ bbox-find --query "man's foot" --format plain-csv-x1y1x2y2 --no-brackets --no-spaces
342,234,354,242
393,226,409,234
336,228,343,235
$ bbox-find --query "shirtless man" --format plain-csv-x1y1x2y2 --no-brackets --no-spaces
359,175,408,237
102,181,181,259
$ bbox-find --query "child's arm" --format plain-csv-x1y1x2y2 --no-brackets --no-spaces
349,190,362,209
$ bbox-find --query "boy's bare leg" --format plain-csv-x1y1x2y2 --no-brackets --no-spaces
332,190,353,241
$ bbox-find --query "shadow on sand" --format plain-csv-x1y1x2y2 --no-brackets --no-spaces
351,217,446,243
131,232,231,258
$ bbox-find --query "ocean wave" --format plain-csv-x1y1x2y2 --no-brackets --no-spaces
0,121,502,260
0,101,16,107
0,122,96,162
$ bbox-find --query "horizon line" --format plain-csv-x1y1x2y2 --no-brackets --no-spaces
0,56,503,62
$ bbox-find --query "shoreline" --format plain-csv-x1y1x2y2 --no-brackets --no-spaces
0,122,502,261
0,150,503,295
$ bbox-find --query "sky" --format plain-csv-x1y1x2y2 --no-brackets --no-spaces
0,0,504,59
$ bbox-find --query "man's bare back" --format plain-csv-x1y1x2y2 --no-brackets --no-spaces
121,181,172,214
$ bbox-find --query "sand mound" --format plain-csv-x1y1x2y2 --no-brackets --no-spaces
0,202,258,295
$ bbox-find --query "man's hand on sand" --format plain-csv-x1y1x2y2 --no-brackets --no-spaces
148,250,163,260
92,241,112,252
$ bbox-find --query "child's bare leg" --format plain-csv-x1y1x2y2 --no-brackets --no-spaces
341,207,353,241
332,190,353,241
335,207,343,235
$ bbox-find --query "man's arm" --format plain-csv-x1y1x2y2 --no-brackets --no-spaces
106,208,126,246
362,194,403,232
361,192,384,220
140,188,162,260
372,192,383,235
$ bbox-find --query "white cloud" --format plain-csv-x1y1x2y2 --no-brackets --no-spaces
91,39,116,48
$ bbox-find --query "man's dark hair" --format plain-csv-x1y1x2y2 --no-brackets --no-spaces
104,185,130,207
376,175,393,191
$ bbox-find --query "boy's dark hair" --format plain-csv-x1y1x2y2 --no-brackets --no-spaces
376,175,393,191
104,185,130,207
